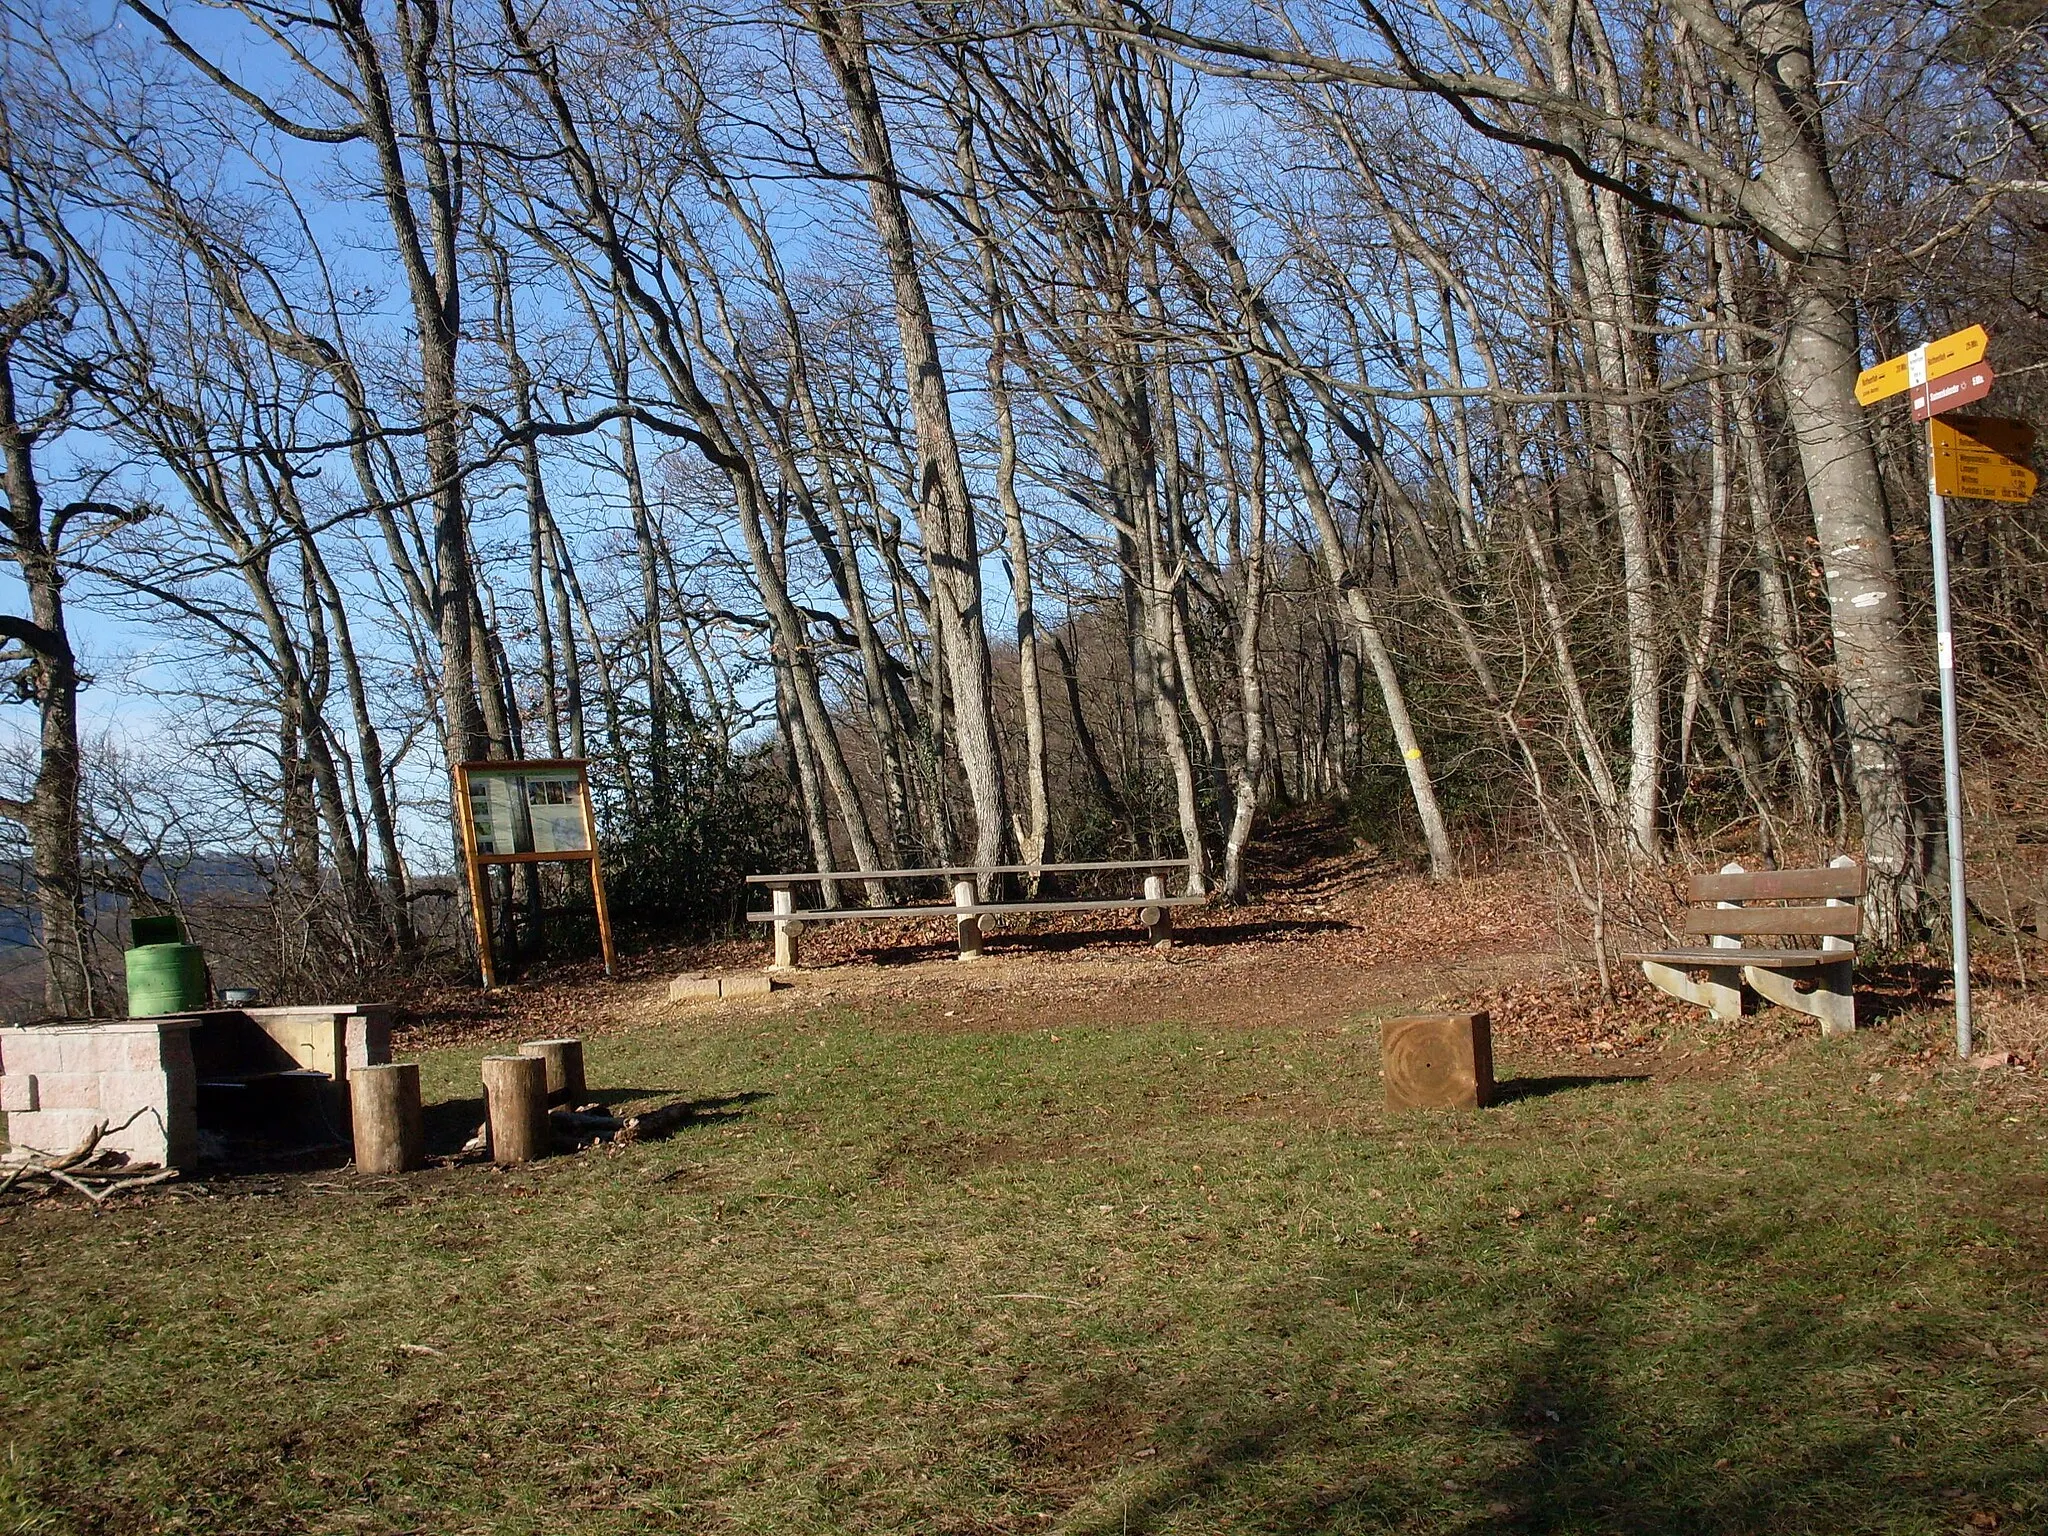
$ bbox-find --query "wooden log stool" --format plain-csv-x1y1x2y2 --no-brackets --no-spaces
480,1054,551,1164
519,1038,586,1105
350,1062,426,1174
1382,1012,1495,1111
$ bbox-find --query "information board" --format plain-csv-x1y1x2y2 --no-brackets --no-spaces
465,767,592,855
453,759,614,987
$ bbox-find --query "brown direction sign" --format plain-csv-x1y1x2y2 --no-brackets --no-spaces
1931,415,2037,503
1911,362,1995,421
1856,324,1989,406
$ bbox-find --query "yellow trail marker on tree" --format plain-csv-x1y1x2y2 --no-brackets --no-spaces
1854,324,1988,405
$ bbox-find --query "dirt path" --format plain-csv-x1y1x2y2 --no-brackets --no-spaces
392,809,2044,1098
399,856,1617,1057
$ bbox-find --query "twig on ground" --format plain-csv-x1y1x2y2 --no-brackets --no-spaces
0,1111,177,1205
615,1101,696,1143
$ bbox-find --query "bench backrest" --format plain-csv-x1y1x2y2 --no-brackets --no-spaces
1681,862,1864,939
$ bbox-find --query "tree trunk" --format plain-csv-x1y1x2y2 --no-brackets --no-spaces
1681,0,1924,939
809,0,1012,875
0,348,90,1016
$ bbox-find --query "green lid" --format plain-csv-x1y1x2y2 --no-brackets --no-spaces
131,913,185,948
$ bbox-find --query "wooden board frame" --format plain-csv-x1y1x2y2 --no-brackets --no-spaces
454,759,616,988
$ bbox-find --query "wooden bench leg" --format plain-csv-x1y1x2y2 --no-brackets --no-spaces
1641,960,1743,1022
953,879,983,962
771,885,802,971
1143,874,1172,951
1744,961,1856,1037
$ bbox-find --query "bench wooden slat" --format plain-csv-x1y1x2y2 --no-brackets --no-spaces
1687,866,1865,902
747,859,1194,884
1682,905,1861,937
1623,948,1841,969
747,895,1212,923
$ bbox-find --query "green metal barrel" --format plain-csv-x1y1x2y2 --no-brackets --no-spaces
125,943,208,1017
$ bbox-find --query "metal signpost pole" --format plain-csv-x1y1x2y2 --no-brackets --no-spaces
1858,326,2010,1059
1925,414,1973,1058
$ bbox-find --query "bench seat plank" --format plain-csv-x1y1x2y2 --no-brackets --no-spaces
747,859,1194,884
747,895,1212,923
1623,948,1843,969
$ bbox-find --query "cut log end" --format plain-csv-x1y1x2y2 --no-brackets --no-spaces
518,1038,587,1104
480,1054,550,1164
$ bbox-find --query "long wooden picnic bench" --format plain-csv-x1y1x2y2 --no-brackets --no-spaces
1622,856,1864,1036
745,859,1206,967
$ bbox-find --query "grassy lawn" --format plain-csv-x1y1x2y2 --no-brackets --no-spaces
3,999,2045,1534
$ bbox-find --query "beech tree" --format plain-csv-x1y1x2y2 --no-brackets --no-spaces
2,0,2042,1006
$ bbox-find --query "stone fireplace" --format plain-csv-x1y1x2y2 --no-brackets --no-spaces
1,1004,392,1170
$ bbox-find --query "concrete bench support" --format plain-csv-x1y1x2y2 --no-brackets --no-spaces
770,884,802,971
953,878,983,961
1744,957,1855,1037
1640,959,1743,1022
1143,873,1172,951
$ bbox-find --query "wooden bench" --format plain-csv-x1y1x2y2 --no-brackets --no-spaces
745,860,1207,968
1623,857,1864,1036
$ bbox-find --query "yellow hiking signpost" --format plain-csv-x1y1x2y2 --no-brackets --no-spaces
1857,321,2035,1059
1930,415,2037,503
1854,324,1988,405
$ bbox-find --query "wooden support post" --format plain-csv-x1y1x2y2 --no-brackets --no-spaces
1142,873,1173,950
770,884,802,970
954,878,983,961
575,774,616,979
480,1054,550,1164
453,764,497,989
349,1062,425,1174
519,1038,586,1104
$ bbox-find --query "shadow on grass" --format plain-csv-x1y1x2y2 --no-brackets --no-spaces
628,1089,772,1142
422,1089,771,1154
423,1094,486,1157
1491,1073,1651,1103
1170,919,1350,948
1044,1223,2041,1536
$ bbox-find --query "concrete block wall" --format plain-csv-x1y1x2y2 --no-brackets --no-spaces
669,973,776,1002
237,1005,391,1082
0,1020,200,1168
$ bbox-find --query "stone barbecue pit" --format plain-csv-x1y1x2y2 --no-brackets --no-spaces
1,1005,392,1170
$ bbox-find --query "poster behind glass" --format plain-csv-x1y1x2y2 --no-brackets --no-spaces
467,769,590,856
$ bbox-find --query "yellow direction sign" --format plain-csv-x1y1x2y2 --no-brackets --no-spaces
1931,414,2036,503
1856,324,1989,406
